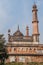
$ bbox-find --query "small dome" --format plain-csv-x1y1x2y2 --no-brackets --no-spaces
13,30,24,36
26,26,29,30
13,25,24,36
33,3,37,8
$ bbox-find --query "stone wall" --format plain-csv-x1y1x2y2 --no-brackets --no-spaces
6,56,43,63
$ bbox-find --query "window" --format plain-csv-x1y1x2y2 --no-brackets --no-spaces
9,56,15,62
19,56,25,62
10,49,11,52
14,48,16,51
30,48,32,50
26,48,28,51
34,48,36,50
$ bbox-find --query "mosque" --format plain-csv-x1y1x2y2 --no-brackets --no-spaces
6,3,43,62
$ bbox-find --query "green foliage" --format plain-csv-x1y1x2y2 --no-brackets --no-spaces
6,62,24,65
5,62,43,65
0,34,8,65
0,34,5,49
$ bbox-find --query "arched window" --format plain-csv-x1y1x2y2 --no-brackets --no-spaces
26,48,28,51
34,48,36,50
30,48,32,50
10,48,11,51
14,48,16,51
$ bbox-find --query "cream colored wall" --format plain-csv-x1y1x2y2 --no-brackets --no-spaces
11,42,39,44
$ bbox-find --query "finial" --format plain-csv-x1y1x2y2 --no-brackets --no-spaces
34,0,36,4
33,0,37,8
18,25,19,31
8,29,11,33
26,26,29,36
34,0,37,5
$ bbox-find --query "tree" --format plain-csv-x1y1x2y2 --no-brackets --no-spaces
0,34,5,49
0,34,8,65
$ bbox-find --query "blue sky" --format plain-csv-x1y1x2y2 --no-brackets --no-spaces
0,0,43,43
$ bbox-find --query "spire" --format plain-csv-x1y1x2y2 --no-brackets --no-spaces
33,0,37,9
8,29,11,33
26,26,29,36
33,0,36,5
32,2,38,23
18,25,19,31
34,0,36,5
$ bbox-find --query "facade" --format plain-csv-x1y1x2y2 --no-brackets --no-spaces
6,3,43,62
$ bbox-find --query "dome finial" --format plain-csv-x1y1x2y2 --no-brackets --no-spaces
33,0,37,8
34,0,36,4
18,25,19,31
34,0,37,6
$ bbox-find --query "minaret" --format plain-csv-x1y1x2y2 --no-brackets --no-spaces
32,3,40,42
26,26,29,36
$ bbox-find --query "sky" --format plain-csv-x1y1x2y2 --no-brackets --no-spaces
0,0,43,43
